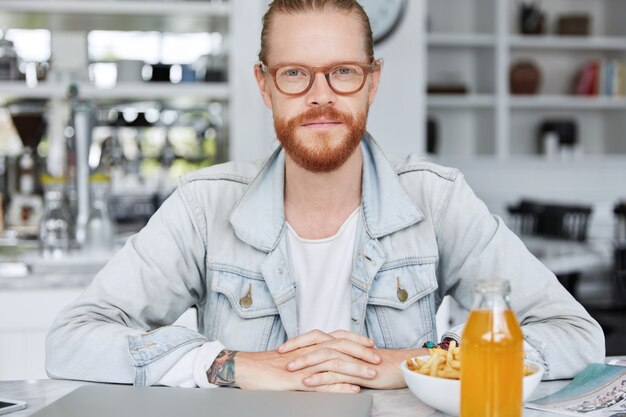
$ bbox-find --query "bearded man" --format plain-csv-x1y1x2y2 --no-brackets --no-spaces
47,0,604,392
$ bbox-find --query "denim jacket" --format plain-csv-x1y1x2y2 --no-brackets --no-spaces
46,134,604,386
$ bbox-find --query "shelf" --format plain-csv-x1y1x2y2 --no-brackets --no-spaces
427,94,496,109
509,35,626,51
428,33,496,48
0,81,230,101
510,95,626,110
0,1,230,17
0,0,230,32
435,155,626,166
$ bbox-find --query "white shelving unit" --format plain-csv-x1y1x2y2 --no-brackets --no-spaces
0,81,230,101
0,1,230,16
428,33,496,48
426,0,626,160
423,0,626,260
0,0,270,161
427,94,495,109
510,95,626,110
509,35,626,51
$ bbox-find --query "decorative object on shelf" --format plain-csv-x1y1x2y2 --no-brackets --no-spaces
0,33,20,80
518,1,545,35
145,63,172,82
538,119,579,160
510,60,541,94
574,59,625,97
194,52,227,82
427,84,467,95
39,175,72,259
556,14,591,36
359,0,408,45
426,117,438,155
115,59,144,83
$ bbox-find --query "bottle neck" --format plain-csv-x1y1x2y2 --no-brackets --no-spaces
471,292,512,311
44,190,65,209
470,279,513,311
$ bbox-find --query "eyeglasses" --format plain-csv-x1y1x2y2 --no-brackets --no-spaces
258,61,380,97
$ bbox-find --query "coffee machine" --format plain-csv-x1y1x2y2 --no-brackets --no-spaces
5,100,47,236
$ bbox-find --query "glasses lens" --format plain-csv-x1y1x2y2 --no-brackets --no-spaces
275,65,312,95
329,64,366,93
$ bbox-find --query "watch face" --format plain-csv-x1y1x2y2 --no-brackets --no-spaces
359,0,408,44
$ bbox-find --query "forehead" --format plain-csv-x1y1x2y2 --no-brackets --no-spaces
265,10,367,65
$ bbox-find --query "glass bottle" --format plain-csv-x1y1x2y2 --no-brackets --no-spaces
39,178,72,259
460,279,524,417
84,174,115,253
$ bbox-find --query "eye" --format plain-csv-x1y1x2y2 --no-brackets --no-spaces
337,67,356,75
331,66,363,80
279,67,308,78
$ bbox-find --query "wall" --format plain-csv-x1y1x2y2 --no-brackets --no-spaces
367,0,426,158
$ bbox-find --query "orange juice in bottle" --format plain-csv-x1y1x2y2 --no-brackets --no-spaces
460,279,524,417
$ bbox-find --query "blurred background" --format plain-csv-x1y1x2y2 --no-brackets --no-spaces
0,0,623,380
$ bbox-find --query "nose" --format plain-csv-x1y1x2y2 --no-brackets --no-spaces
305,72,336,106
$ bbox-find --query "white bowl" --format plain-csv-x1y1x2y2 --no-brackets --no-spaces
400,356,544,416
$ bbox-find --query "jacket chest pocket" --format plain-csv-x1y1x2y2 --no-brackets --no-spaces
206,268,285,351
365,260,438,349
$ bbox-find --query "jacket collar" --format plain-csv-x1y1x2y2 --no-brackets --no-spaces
229,133,423,252
360,133,424,238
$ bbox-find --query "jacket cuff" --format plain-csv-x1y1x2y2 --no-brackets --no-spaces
127,325,207,386
441,323,464,346
193,341,227,388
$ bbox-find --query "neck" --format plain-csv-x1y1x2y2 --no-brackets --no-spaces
284,146,363,239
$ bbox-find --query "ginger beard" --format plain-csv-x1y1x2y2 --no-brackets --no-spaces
274,106,367,173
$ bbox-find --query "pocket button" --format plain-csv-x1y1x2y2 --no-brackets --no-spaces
396,277,408,302
239,283,253,308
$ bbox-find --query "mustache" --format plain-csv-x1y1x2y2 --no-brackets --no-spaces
287,106,353,127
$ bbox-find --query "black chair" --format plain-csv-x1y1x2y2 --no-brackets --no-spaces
507,199,593,298
614,202,626,306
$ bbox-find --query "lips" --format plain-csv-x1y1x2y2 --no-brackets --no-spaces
301,119,342,127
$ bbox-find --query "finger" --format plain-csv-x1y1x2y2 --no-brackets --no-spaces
329,330,375,347
315,339,380,365
303,371,369,389
307,382,361,394
287,343,379,372
306,358,377,380
277,329,333,353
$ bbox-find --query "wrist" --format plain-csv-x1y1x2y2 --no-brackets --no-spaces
232,350,266,389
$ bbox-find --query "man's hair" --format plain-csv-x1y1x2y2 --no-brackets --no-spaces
258,0,374,64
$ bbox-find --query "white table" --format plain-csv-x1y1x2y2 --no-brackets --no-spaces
0,377,573,417
522,236,611,276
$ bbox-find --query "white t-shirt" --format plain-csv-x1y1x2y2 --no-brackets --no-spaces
286,206,358,334
158,207,360,387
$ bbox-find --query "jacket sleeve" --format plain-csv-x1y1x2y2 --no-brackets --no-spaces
46,185,210,386
435,172,605,380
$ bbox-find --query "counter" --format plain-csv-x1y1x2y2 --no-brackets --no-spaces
0,249,112,380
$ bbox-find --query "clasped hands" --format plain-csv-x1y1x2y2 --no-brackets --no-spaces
234,329,425,393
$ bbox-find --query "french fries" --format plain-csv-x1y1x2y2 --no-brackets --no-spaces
406,340,462,379
405,340,534,380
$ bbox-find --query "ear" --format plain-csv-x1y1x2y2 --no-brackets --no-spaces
367,59,383,106
254,64,273,109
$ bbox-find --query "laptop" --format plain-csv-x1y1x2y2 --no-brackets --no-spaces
30,384,372,417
